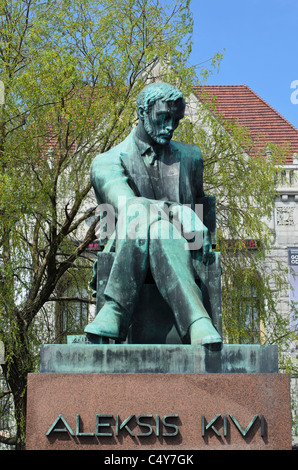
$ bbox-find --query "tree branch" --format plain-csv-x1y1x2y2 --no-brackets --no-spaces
47,296,95,304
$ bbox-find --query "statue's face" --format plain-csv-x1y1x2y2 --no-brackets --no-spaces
142,98,185,145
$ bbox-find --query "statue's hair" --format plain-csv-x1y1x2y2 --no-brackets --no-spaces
137,82,185,112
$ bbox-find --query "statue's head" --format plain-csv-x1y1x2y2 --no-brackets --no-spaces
137,82,186,145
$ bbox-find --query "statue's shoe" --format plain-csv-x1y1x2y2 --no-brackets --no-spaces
189,317,222,346
84,300,130,341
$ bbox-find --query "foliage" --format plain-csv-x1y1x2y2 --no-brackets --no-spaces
0,0,200,448
176,94,297,354
0,0,296,449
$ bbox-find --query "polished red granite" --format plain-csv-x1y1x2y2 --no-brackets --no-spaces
26,373,292,450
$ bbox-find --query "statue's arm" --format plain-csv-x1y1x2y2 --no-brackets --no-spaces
90,152,136,215
192,147,214,258
192,146,206,203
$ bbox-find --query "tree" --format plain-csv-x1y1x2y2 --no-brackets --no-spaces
0,0,200,448
176,92,297,352
1,0,295,449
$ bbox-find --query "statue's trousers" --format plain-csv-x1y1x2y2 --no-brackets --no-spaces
103,199,210,340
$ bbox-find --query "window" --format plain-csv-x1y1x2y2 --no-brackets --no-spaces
59,290,89,336
224,268,263,344
238,280,262,344
0,377,11,432
55,275,91,342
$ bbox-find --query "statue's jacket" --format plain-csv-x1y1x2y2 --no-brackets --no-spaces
90,128,205,216
89,128,206,294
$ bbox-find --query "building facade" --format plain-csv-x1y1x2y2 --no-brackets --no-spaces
190,85,298,443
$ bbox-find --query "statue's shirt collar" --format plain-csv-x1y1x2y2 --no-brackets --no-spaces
134,132,152,156
134,131,170,167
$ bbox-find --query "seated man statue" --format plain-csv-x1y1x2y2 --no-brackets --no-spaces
84,82,222,346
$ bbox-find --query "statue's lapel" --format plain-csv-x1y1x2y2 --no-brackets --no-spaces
119,134,194,206
161,143,181,203
178,151,194,207
119,133,155,199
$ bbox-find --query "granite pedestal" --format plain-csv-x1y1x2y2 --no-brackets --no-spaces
26,342,292,450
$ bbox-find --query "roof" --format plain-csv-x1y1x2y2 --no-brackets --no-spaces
192,84,298,164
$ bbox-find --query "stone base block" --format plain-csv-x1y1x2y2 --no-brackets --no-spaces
26,372,292,450
40,343,279,374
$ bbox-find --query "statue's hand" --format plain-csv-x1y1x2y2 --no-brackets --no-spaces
171,204,211,258
170,203,202,234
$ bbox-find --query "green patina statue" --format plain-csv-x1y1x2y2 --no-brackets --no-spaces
84,82,222,346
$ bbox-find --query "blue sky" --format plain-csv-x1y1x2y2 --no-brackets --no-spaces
188,0,298,129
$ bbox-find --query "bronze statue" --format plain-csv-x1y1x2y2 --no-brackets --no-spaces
84,82,222,346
